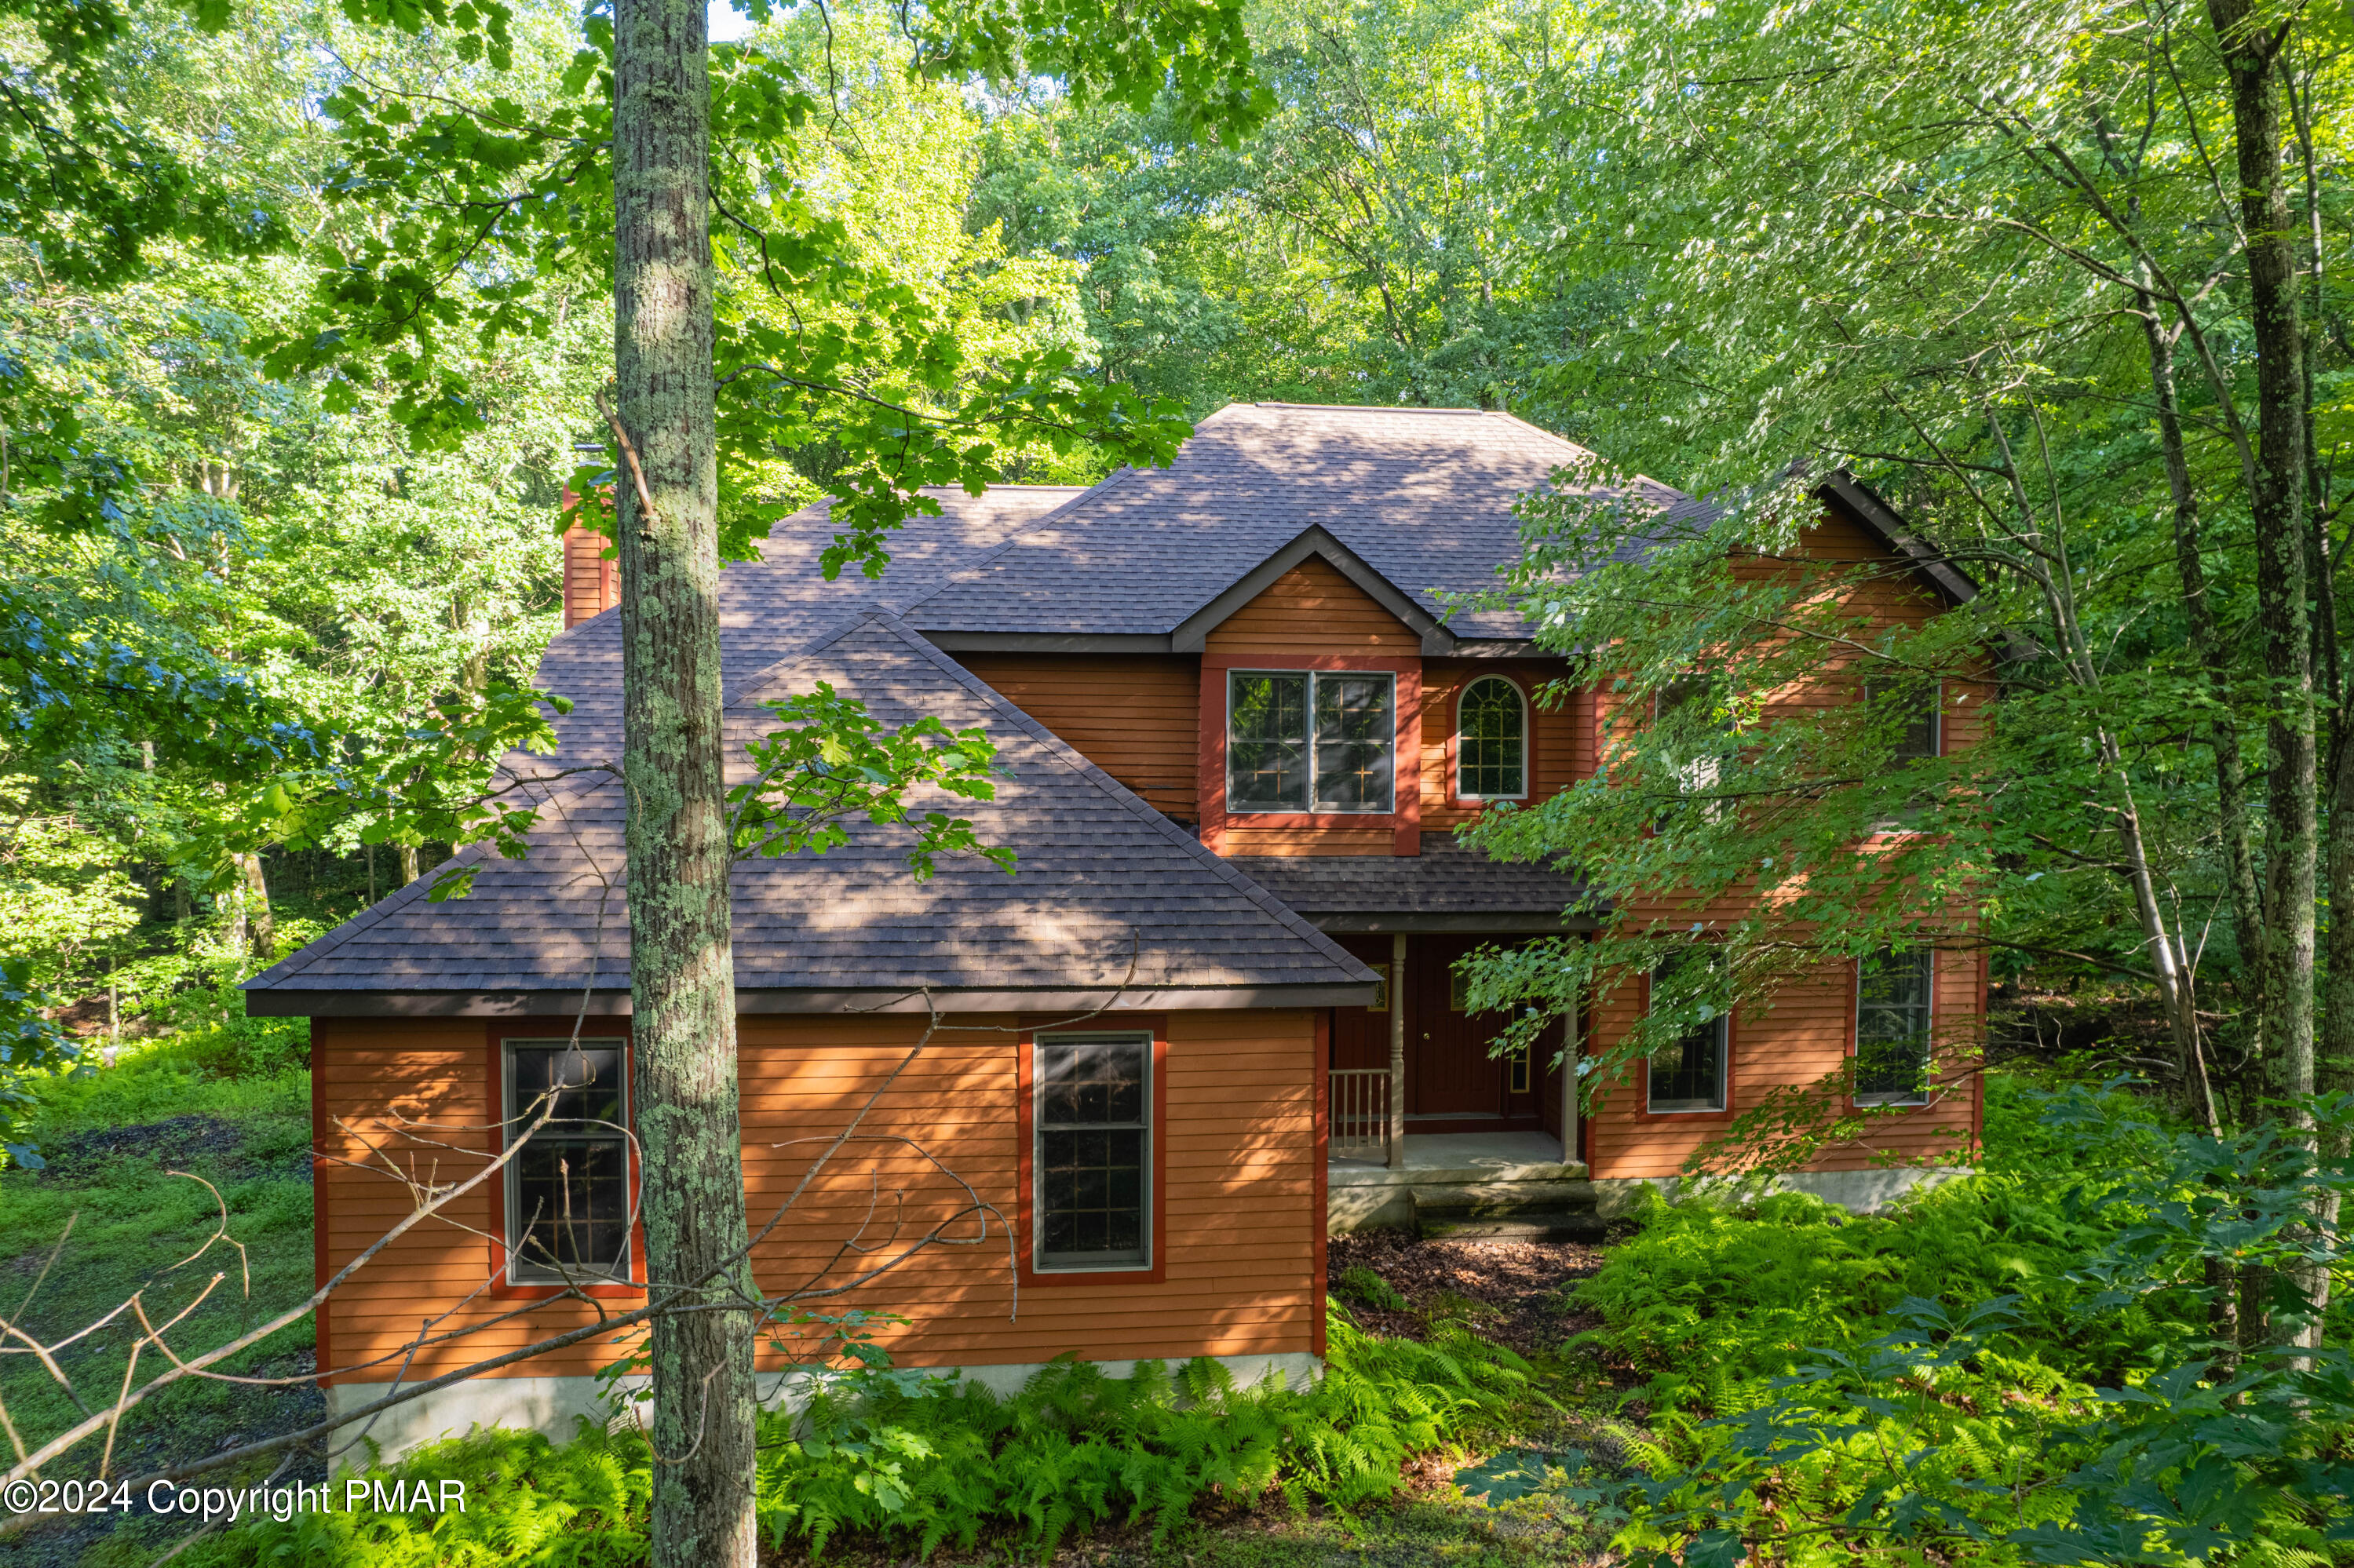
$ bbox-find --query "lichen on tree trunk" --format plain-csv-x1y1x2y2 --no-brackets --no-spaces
611,0,757,1557
2207,0,2322,1352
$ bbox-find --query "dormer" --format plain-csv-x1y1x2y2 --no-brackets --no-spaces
1192,532,1428,858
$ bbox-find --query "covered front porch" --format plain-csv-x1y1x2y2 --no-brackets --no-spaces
1317,931,1597,1238
1225,837,1598,1236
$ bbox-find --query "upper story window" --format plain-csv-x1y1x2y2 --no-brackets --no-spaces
1855,948,1932,1105
1862,676,1941,761
1227,670,1395,814
503,1039,632,1284
1457,676,1527,800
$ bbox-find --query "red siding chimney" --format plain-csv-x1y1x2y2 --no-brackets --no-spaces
560,487,620,629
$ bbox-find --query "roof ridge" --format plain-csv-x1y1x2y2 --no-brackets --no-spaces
851,614,1375,979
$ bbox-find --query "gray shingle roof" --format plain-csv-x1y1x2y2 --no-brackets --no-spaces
899,403,1710,644
1228,836,1597,934
246,614,1378,1014
532,484,1085,771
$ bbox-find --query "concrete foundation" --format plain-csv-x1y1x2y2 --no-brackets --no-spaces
323,1350,1323,1465
1589,1164,1971,1219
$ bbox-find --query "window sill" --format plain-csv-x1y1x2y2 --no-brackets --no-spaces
491,1278,645,1300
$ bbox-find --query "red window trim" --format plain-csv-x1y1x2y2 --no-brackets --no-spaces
1843,950,1938,1116
1630,967,1739,1125
1016,1016,1170,1288
1444,669,1534,810
1197,655,1422,855
484,1018,648,1301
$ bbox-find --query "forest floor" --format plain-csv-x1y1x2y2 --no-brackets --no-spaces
0,1034,323,1568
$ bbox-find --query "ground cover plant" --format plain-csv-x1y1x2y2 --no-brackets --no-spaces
173,1314,1546,1566
1569,1078,2354,1563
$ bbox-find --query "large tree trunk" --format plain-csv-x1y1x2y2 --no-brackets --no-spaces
612,0,757,1561
2208,0,2320,1347
238,853,275,961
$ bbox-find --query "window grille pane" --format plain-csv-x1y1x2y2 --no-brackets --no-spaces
510,1044,625,1129
1856,949,1932,1103
1648,1019,1726,1111
1041,1128,1144,1259
1458,676,1525,798
1228,673,1309,810
1037,1034,1149,1267
1038,1037,1145,1127
513,1138,631,1275
1648,954,1728,1112
1863,679,1940,762
505,1042,630,1282
1312,674,1394,811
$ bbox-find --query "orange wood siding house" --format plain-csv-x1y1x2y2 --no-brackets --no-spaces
253,404,1987,1454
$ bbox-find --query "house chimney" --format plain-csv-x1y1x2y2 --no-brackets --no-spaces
560,485,621,629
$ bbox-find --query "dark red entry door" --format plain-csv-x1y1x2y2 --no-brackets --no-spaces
1411,935,1557,1128
1324,935,1556,1131
1411,935,1507,1116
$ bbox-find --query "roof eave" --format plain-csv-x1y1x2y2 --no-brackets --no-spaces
246,983,1378,1018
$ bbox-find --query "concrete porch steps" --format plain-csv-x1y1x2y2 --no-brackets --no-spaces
1411,1176,1605,1242
1328,1132,1599,1237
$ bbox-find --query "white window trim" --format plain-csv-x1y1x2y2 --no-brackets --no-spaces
1224,668,1397,816
1646,1014,1728,1114
501,1037,633,1286
1032,1030,1154,1273
1455,674,1530,802
1853,951,1934,1107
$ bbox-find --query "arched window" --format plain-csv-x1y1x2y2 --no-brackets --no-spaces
1457,676,1527,800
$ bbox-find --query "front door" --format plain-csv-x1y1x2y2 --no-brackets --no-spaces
1411,936,1509,1117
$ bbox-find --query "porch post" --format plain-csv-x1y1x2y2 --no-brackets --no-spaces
1387,932,1407,1169
1560,995,1581,1169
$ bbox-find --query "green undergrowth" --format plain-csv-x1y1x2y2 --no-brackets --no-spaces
2,1018,318,1568
1575,1175,2199,1414
179,1313,1543,1566
1571,1074,2354,1563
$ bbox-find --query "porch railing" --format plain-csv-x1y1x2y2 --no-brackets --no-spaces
1330,1069,1391,1164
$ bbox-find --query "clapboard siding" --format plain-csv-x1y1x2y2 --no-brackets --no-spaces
1582,509,1988,1180
316,1008,1319,1387
1586,949,1981,1180
951,654,1199,818
1420,658,1584,826
1203,559,1421,658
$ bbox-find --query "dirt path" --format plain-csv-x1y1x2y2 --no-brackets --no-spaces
1327,1231,1610,1357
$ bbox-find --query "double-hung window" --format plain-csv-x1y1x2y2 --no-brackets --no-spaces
1861,677,1941,762
1035,1032,1151,1270
503,1040,632,1284
1648,952,1728,1113
1228,670,1395,813
1855,949,1933,1105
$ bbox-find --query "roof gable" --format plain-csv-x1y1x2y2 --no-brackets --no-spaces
1177,527,1440,655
